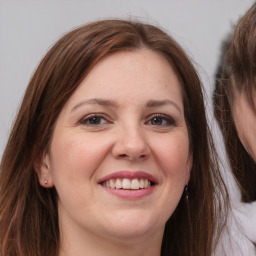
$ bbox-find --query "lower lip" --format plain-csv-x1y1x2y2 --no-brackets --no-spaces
101,185,155,199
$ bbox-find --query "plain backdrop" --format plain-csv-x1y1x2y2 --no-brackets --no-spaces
1,0,256,254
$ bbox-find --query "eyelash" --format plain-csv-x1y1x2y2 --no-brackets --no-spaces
79,113,176,127
79,114,110,126
146,114,176,127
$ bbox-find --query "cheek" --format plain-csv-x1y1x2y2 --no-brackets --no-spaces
153,135,190,221
49,131,108,183
232,103,256,160
153,134,190,177
232,99,253,145
232,104,245,135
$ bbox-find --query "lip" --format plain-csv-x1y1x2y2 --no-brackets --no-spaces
98,171,158,184
102,186,155,199
98,171,158,199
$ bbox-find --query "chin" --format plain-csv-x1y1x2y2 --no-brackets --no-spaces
99,209,166,240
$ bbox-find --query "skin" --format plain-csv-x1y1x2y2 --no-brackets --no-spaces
37,48,192,256
232,85,256,161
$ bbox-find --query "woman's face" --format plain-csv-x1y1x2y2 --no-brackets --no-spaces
39,49,192,244
232,85,256,161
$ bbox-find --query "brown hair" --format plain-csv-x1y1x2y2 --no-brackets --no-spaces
214,4,256,202
0,19,227,256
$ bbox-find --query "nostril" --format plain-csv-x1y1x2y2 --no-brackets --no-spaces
113,140,151,160
117,153,148,160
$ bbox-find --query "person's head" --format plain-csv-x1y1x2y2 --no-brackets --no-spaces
0,19,226,256
214,4,256,202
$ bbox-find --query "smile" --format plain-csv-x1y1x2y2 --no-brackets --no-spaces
102,178,152,190
98,171,157,198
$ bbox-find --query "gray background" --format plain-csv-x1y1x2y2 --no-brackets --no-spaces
1,0,256,254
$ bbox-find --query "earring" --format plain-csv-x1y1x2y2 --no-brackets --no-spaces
44,180,48,185
184,185,189,200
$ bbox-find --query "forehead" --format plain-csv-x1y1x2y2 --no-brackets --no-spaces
63,49,184,110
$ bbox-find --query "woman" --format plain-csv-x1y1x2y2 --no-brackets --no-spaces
214,4,256,203
0,19,227,256
214,4,256,254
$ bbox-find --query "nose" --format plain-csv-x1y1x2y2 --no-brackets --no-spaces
112,124,151,161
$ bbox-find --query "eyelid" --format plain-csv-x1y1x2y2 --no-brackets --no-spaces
146,113,176,126
79,113,112,125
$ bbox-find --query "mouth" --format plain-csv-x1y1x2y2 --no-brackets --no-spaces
98,171,157,196
102,178,153,190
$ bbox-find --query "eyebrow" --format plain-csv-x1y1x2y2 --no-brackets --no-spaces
71,98,119,112
146,99,182,113
71,98,182,113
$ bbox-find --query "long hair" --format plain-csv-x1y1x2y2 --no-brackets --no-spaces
214,4,256,202
0,19,227,256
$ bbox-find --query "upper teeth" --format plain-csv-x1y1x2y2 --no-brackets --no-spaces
102,178,151,190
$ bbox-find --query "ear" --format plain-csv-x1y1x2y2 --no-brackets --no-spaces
185,153,193,185
34,152,54,188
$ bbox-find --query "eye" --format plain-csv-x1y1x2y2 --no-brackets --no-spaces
80,114,110,126
147,114,176,126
